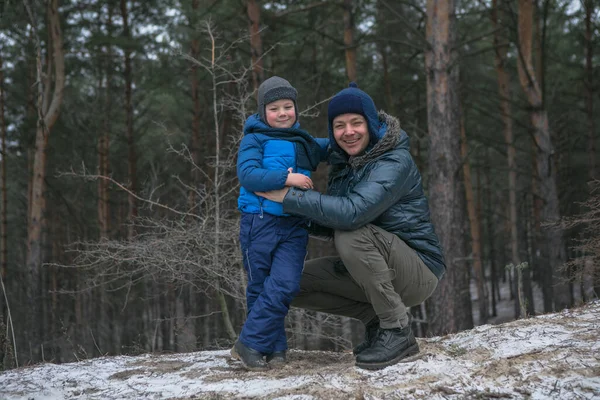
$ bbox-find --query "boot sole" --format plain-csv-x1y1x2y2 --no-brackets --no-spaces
355,343,420,370
230,346,269,371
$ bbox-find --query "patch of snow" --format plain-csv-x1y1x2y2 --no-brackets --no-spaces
1,301,599,400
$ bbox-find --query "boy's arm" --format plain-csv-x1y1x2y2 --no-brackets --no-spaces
237,135,288,192
314,137,330,162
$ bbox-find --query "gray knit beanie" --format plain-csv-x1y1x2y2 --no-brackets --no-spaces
257,76,298,126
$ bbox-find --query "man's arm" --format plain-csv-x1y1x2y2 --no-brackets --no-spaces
283,158,414,230
237,135,288,192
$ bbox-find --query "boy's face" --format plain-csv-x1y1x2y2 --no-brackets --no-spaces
265,99,296,128
332,113,370,156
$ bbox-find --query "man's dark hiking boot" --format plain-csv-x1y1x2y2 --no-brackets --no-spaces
355,325,419,370
266,350,287,365
353,313,413,356
353,317,380,355
230,340,269,371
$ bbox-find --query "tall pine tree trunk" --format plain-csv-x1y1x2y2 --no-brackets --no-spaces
246,0,264,94
376,1,394,111
0,52,9,365
584,0,595,180
530,2,548,312
343,0,357,82
120,0,137,240
484,149,499,317
425,0,471,334
97,1,115,354
98,4,113,240
492,0,534,316
516,0,569,311
26,0,65,362
460,111,487,324
583,0,599,299
492,0,517,271
0,52,7,318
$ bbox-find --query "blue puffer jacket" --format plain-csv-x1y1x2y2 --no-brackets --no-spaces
237,114,329,216
282,112,446,279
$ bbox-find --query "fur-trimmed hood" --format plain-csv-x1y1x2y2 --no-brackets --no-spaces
333,111,408,170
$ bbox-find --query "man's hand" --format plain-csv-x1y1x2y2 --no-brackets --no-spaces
256,187,290,203
285,167,313,189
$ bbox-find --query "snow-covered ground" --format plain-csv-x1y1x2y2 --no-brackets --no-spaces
1,301,599,400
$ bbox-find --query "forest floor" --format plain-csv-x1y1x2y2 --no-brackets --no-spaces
1,300,599,399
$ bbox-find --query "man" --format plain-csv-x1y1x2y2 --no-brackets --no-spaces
257,82,445,370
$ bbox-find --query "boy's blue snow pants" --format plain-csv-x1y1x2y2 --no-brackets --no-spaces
238,212,308,354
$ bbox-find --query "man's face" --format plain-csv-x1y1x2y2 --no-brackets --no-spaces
332,113,369,156
265,99,296,128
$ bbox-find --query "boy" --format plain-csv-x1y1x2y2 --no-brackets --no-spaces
232,76,328,370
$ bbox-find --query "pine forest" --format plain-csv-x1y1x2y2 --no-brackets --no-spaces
0,0,598,368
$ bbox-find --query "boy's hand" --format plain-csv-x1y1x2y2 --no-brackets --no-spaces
285,167,313,189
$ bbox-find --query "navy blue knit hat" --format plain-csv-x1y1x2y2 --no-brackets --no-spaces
327,82,380,151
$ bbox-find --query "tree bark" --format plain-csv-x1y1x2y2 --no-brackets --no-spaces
460,112,487,324
492,0,517,268
532,0,549,313
484,149,499,317
0,51,7,347
425,0,471,334
246,0,264,95
343,0,357,82
0,52,6,303
491,0,533,316
376,2,394,111
584,0,595,180
99,3,113,239
516,0,569,311
120,0,137,239
26,0,65,362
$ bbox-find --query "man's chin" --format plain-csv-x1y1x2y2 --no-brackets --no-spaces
343,147,365,156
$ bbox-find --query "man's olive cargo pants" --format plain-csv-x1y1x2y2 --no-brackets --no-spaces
292,224,438,329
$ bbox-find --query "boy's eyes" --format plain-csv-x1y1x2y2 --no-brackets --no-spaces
268,106,294,111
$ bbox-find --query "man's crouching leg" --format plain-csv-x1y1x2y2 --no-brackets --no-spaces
334,225,420,370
